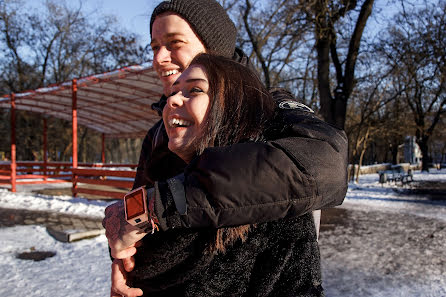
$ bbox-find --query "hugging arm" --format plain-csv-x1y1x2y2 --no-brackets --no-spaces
105,106,347,240
152,108,348,230
104,103,348,296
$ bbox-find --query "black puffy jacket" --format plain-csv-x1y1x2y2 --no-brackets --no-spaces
133,90,348,230
129,86,346,296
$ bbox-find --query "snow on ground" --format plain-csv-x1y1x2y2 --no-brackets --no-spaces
0,225,110,296
0,183,113,218
0,169,445,296
342,169,446,222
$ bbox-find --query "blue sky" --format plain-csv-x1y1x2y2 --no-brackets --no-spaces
27,0,165,47
25,0,430,50
77,0,427,46
80,0,164,46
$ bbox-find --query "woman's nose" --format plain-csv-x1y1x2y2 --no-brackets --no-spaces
167,91,184,108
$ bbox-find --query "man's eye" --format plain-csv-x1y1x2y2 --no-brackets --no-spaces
168,91,178,97
169,40,183,49
151,45,160,52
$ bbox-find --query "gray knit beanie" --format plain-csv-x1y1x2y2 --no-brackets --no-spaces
150,0,237,58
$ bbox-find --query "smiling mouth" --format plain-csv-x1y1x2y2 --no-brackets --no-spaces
169,117,192,128
161,70,179,77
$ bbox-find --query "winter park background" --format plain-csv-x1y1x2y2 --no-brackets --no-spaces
0,168,445,296
0,1,445,294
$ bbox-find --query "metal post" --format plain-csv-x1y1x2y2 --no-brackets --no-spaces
72,79,78,197
43,118,48,181
102,133,105,164
10,93,16,192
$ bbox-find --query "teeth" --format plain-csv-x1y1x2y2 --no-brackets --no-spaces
170,118,192,127
162,70,179,77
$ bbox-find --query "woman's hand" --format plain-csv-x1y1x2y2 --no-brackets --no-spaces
102,201,147,258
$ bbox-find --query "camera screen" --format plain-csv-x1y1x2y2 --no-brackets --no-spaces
125,190,145,219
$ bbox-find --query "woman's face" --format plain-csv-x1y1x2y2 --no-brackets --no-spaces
162,64,210,163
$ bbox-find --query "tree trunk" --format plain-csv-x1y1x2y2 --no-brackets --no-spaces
391,144,399,164
315,7,333,125
315,0,374,129
356,128,370,183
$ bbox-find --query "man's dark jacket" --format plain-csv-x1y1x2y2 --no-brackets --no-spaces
134,90,348,231
127,49,347,296
130,90,334,295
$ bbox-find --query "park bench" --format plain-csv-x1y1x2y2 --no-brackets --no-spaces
378,165,413,185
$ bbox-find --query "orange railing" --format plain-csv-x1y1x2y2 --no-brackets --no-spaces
72,167,136,199
0,161,72,185
0,161,137,199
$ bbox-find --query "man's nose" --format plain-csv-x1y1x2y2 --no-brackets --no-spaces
154,46,171,65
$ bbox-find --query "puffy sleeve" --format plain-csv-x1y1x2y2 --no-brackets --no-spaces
151,107,348,230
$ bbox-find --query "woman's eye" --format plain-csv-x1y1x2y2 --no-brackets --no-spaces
190,87,203,93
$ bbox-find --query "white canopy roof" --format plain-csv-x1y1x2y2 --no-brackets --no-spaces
0,64,164,138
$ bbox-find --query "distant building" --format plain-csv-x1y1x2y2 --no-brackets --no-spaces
398,136,422,164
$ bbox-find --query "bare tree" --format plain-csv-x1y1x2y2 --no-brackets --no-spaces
0,0,149,162
227,0,375,127
309,0,375,128
379,0,446,171
345,59,407,180
0,0,148,93
235,0,313,90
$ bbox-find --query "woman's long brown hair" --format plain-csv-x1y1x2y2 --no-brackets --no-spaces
189,54,275,253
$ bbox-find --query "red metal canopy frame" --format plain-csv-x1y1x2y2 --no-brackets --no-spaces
0,64,164,194
1,63,163,138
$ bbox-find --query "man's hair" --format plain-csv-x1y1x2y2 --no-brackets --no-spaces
189,53,275,154
150,0,237,57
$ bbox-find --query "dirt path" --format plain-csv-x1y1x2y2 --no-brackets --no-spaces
319,207,446,296
0,207,102,230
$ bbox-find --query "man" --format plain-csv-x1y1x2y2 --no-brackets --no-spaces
103,0,348,296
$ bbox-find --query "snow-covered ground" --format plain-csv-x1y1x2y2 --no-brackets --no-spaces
0,169,445,296
0,182,112,219
341,169,446,222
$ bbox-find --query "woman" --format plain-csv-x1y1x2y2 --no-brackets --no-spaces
126,54,324,296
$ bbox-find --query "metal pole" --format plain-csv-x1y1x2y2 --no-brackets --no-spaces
10,94,16,192
43,118,48,181
102,133,105,164
72,79,78,197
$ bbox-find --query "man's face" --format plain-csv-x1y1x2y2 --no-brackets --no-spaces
151,12,206,96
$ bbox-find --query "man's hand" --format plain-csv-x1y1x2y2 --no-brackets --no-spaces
110,259,143,297
102,201,147,258
104,201,145,297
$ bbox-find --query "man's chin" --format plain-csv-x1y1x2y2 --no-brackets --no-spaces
168,141,195,162
161,75,181,95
